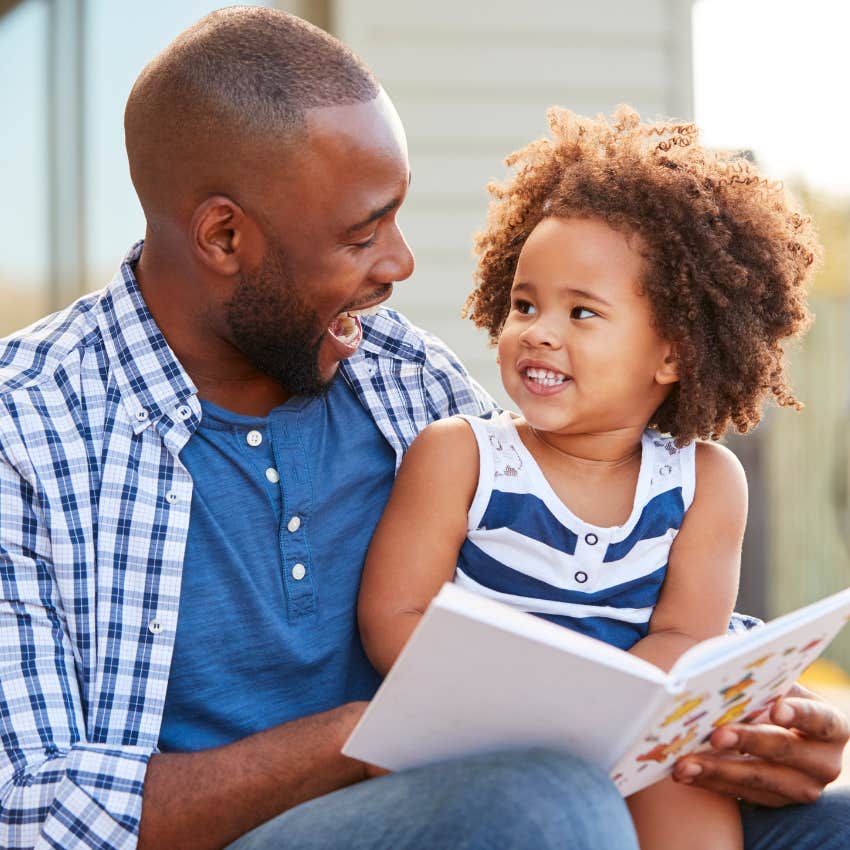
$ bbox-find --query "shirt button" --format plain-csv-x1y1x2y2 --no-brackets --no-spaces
135,408,149,422
148,619,163,634
574,571,589,584
585,533,598,545
246,430,263,447
366,360,377,376
165,491,179,504
292,563,307,581
176,405,192,421
265,468,280,484
287,516,301,533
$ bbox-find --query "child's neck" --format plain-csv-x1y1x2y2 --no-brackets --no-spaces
517,421,647,527
526,425,644,467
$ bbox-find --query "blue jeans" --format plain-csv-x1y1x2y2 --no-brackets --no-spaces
227,748,639,849
741,789,850,849
227,748,850,850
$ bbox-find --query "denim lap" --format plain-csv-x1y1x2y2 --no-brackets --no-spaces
226,748,639,850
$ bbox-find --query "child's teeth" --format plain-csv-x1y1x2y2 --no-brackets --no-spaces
526,367,566,386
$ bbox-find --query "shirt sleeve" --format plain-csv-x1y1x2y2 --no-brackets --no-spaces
0,418,152,850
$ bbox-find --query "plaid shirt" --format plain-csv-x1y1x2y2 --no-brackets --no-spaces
0,242,494,850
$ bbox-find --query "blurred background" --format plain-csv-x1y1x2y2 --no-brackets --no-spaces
1,1,849,673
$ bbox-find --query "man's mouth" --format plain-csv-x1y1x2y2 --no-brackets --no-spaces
326,306,381,351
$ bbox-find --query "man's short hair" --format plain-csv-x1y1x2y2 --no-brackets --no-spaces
125,6,380,218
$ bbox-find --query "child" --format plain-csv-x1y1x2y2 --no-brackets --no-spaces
357,106,819,850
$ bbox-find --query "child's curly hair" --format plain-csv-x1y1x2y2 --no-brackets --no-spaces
465,106,820,442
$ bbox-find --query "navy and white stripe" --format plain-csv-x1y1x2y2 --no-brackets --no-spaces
0,241,493,850
455,412,696,649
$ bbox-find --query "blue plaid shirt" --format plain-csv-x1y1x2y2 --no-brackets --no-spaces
0,242,494,850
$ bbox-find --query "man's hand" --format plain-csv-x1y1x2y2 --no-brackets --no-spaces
672,684,849,806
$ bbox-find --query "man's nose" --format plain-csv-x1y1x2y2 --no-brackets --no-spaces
376,223,415,284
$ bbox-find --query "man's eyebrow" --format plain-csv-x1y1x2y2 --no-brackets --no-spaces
343,199,401,235
344,174,412,236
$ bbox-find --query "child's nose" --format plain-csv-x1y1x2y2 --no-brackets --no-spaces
520,319,561,349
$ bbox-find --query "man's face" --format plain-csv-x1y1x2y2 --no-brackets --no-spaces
226,90,414,396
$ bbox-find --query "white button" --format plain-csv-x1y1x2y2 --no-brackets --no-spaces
287,516,301,533
176,405,192,421
135,408,149,422
265,468,280,484
165,491,179,504
292,563,307,581
366,361,377,376
148,619,163,634
246,430,263,447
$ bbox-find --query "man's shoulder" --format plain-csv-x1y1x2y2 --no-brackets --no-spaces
0,291,103,399
362,307,469,370
359,308,497,418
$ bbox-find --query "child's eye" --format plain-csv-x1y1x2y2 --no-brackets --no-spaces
514,299,537,316
571,306,597,320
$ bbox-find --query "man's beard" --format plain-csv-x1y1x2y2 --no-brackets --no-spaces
226,243,332,398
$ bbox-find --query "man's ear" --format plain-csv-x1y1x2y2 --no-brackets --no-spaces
190,195,262,276
655,345,679,386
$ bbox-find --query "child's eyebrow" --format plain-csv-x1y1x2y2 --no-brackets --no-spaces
512,281,612,308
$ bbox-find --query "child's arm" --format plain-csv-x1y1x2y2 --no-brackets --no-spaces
627,441,747,850
629,441,748,672
358,417,480,675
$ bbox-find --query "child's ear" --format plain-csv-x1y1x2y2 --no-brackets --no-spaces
655,346,679,385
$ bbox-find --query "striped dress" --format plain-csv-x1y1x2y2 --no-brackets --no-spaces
455,411,696,650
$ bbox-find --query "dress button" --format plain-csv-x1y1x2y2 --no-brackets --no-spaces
366,360,377,376
246,430,263,447
292,563,307,580
135,408,149,422
287,516,301,533
585,533,598,545
165,491,179,504
148,619,163,634
574,571,589,584
176,405,192,421
265,468,280,484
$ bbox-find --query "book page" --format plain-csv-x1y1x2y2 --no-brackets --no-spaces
344,584,668,772
611,588,850,797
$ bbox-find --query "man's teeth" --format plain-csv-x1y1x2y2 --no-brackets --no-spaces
525,367,567,386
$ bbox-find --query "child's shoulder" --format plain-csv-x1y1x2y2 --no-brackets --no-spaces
693,439,746,482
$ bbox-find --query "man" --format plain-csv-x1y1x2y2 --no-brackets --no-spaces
0,8,847,850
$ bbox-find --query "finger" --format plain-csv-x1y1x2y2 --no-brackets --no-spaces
772,694,850,743
708,722,843,782
673,753,824,806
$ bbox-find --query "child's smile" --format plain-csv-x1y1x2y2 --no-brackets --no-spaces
498,216,678,446
518,361,571,395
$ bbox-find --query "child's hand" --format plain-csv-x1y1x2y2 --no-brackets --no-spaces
672,684,849,806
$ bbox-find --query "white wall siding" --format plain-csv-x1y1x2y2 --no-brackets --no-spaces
333,0,695,402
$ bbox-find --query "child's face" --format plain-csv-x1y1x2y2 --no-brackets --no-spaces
498,216,677,438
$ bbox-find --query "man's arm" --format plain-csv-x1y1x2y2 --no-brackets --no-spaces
674,684,849,805
138,703,370,850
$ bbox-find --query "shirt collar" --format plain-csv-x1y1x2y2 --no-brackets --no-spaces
357,309,427,364
95,241,199,435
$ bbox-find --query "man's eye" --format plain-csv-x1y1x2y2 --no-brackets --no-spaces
352,234,377,249
571,306,596,320
514,300,537,315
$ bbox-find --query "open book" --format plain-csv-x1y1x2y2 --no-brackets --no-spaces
343,583,850,796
